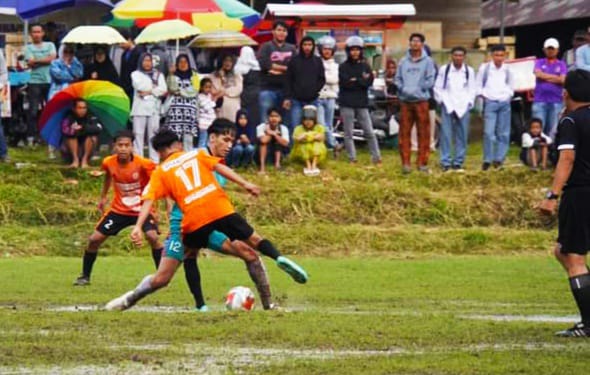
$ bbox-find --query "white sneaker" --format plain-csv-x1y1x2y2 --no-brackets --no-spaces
105,291,134,311
312,168,321,176
48,151,56,160
303,168,312,176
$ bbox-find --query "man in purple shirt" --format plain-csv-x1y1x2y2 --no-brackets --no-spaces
533,38,567,138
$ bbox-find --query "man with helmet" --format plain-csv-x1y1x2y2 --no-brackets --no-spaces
317,35,341,154
338,35,382,165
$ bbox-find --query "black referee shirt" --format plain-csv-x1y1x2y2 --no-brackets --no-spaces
555,105,590,188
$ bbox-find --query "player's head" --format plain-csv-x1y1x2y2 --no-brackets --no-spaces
207,118,236,158
267,107,282,127
564,69,590,110
151,128,182,161
113,130,135,162
528,118,543,136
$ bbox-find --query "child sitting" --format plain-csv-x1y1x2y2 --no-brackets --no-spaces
197,77,219,148
292,105,327,176
227,109,255,168
520,117,552,171
256,107,290,174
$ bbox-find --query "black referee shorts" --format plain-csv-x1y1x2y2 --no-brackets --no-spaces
183,213,255,250
558,187,590,255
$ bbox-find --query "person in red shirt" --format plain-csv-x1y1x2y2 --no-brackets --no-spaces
106,123,308,311
73,130,164,286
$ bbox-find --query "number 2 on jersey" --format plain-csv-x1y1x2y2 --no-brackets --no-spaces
175,159,202,191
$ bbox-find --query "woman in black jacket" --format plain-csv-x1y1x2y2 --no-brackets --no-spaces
84,46,121,87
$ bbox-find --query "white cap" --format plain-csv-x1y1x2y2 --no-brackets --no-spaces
543,38,559,49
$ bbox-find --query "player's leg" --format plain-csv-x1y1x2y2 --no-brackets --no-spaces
142,214,164,268
183,249,207,311
105,256,180,311
74,230,108,285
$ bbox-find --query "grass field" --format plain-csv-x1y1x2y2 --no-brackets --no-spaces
0,143,584,374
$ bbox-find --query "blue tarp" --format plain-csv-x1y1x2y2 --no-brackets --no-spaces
16,0,113,20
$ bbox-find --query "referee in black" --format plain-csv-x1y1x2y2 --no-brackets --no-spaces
540,69,590,337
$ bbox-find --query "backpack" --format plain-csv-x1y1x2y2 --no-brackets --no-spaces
442,63,469,89
482,62,510,87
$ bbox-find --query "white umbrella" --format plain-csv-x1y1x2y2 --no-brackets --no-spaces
187,31,257,48
61,26,127,45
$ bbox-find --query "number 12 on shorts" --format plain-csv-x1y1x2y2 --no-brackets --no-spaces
175,159,202,191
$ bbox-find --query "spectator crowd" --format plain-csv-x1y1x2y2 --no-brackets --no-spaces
1,21,589,176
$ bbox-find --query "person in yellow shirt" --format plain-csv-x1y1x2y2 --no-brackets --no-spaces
292,105,327,176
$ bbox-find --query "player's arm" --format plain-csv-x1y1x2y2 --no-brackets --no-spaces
214,163,260,197
130,199,155,246
97,172,112,213
539,150,574,215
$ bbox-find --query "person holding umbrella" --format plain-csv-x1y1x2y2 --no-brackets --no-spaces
83,46,121,86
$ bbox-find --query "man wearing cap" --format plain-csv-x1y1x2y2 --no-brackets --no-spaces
533,38,567,138
564,30,587,72
575,28,590,72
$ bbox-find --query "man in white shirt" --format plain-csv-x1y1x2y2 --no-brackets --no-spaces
476,44,514,171
434,46,476,172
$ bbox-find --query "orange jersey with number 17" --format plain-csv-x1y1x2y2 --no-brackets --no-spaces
142,149,235,233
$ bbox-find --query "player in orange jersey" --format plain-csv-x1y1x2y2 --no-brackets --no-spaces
106,123,307,310
74,130,164,286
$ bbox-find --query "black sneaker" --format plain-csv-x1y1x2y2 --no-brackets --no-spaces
441,166,450,173
73,275,90,286
482,162,491,171
555,322,590,337
492,161,504,170
452,165,465,172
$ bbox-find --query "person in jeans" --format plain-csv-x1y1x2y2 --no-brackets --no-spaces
24,23,56,149
394,33,436,174
476,44,514,171
0,48,8,162
316,35,340,153
532,38,567,138
256,21,296,127
284,36,325,132
433,46,476,172
338,36,381,165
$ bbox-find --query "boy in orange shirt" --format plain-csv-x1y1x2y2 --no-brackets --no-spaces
74,130,164,286
106,123,307,310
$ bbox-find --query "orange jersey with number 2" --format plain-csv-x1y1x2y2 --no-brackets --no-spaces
142,149,235,233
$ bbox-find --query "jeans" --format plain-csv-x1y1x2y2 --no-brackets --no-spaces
531,101,563,138
0,105,7,158
259,89,289,129
28,83,50,140
317,98,337,148
340,106,381,163
227,143,255,168
482,99,511,164
197,128,208,149
290,98,318,131
399,101,431,167
439,105,470,168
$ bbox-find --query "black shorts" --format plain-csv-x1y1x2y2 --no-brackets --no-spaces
183,213,254,250
557,187,590,255
96,211,158,236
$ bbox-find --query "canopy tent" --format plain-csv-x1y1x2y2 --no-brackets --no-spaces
0,0,17,16
16,0,113,19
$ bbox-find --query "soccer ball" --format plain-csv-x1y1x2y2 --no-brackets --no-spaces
225,286,255,311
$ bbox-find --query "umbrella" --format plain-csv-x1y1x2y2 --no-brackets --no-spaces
187,31,257,48
16,0,113,19
39,80,130,148
61,26,127,45
134,19,201,45
111,0,260,32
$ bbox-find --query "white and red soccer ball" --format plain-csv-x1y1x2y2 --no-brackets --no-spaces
225,286,255,311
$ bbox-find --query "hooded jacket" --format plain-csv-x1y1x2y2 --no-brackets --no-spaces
338,52,373,108
285,38,325,102
394,48,436,102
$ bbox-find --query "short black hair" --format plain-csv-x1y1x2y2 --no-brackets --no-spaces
451,46,467,54
207,118,237,136
409,33,425,43
273,20,288,31
267,107,282,117
151,128,180,152
29,23,44,32
528,117,543,127
113,129,135,142
490,44,506,52
565,70,590,102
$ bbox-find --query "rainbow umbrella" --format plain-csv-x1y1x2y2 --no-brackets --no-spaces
39,81,130,148
111,0,260,32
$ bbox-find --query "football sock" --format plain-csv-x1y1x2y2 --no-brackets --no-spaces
569,272,590,325
257,239,281,260
183,258,206,309
82,251,98,278
128,275,156,306
151,248,163,269
246,257,272,310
